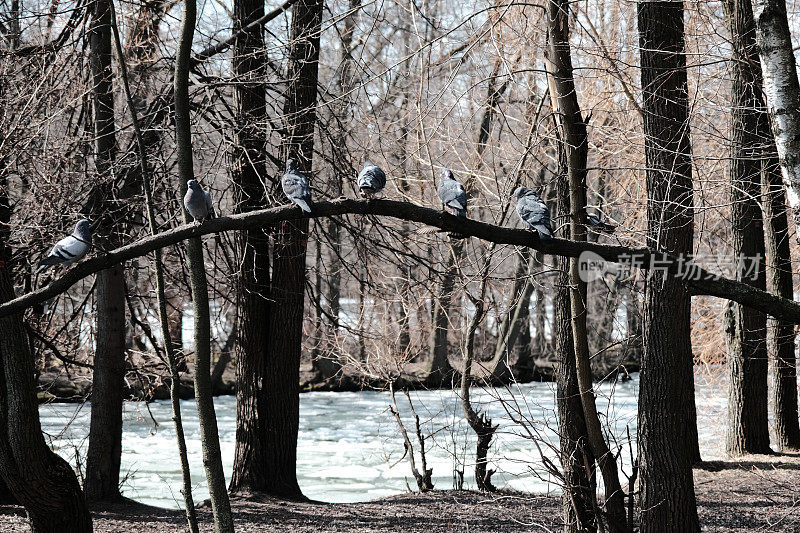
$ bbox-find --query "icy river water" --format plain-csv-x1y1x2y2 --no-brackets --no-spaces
39,373,728,509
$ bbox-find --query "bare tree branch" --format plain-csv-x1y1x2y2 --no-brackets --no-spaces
4,198,800,323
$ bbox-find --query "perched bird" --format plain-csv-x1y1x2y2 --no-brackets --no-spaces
37,219,93,273
282,158,313,213
586,211,616,234
513,187,553,243
184,179,215,223
437,169,467,218
435,168,468,239
357,161,386,198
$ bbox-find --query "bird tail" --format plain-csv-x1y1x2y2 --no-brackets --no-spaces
36,256,60,273
599,222,616,234
447,232,467,240
453,207,466,218
534,225,553,243
296,198,312,213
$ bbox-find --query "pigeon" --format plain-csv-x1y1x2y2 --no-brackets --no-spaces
586,211,616,234
282,158,313,213
357,161,386,198
184,179,215,223
37,219,93,272
512,187,553,243
437,169,467,218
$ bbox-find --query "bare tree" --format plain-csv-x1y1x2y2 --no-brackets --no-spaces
723,0,771,456
84,0,127,502
546,0,627,528
175,0,234,528
637,1,700,530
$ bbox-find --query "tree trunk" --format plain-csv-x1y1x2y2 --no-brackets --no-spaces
495,247,535,382
723,0,771,456
0,181,91,531
86,264,126,501
623,283,642,362
546,0,628,529
460,266,497,492
109,5,200,527
175,0,234,528
763,159,800,450
750,0,800,452
425,251,457,386
553,161,596,533
315,0,361,379
637,1,700,530
256,0,323,499
85,0,126,502
753,0,800,222
229,0,273,495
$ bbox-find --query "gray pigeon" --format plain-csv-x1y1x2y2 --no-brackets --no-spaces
37,219,93,272
586,211,616,234
357,161,386,198
282,158,313,213
437,169,467,218
513,187,553,243
184,179,215,223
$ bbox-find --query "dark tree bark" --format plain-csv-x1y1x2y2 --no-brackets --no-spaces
85,0,126,502
553,160,596,533
460,271,497,492
86,264,126,501
108,4,199,527
502,247,536,381
0,276,93,532
546,0,627,529
0,176,91,531
425,256,457,385
637,2,700,530
229,0,273,494
723,0,771,456
255,0,323,499
174,0,234,528
763,160,800,450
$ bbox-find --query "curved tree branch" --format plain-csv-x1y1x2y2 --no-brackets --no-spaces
5,197,800,322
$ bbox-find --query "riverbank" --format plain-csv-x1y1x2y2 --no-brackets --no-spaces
0,455,796,531
36,353,639,403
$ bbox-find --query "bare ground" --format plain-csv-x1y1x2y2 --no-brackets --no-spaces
0,455,797,532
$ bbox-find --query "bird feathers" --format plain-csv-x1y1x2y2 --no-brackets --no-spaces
357,162,386,197
37,221,92,272
184,180,214,222
282,166,313,213
514,188,553,243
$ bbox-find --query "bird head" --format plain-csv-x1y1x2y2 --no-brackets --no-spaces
75,219,92,241
364,160,374,168
286,158,297,172
440,168,454,181
187,179,201,191
512,187,529,200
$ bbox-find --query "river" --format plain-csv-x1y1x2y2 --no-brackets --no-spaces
39,372,728,509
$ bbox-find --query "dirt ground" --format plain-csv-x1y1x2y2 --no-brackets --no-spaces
0,455,797,532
